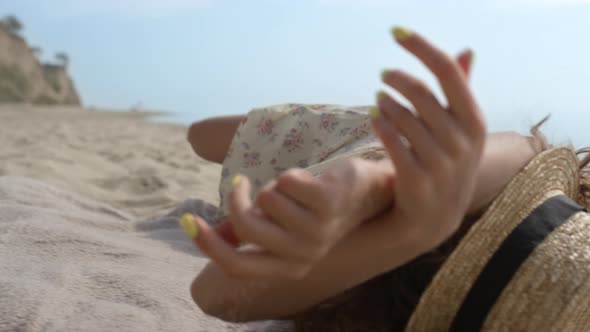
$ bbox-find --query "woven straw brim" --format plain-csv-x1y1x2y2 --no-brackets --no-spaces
405,147,590,331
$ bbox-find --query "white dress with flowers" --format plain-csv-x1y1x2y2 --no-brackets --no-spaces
217,103,387,218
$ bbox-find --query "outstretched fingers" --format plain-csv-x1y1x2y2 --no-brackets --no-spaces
179,175,319,279
369,106,423,185
391,27,485,145
228,175,310,261
180,208,309,279
375,90,444,169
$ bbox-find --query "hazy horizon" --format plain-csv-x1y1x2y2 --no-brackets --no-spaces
2,0,589,147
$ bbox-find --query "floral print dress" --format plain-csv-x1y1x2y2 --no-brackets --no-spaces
217,103,386,218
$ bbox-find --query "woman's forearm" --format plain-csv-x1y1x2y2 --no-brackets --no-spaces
469,131,542,213
191,214,424,322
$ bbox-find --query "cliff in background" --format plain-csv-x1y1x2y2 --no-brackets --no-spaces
0,26,81,105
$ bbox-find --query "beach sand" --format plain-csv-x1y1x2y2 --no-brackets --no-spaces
0,104,278,331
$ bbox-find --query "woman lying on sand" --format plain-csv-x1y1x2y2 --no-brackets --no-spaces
182,27,590,331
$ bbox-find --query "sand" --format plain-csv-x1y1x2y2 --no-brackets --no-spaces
0,104,282,331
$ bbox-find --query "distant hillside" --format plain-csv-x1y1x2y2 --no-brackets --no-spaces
0,25,81,105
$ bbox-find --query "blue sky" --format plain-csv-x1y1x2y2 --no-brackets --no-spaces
2,0,589,147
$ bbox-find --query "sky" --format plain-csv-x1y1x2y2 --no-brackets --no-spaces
1,0,589,147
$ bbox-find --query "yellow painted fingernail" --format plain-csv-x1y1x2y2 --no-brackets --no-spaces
381,69,392,82
179,213,198,239
466,49,475,67
369,106,380,119
392,26,413,41
376,90,388,102
232,175,242,187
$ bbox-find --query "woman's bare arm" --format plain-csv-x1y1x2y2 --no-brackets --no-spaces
191,201,423,322
190,132,540,322
187,115,244,164
469,131,543,213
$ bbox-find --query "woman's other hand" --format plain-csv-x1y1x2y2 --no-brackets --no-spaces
371,27,486,251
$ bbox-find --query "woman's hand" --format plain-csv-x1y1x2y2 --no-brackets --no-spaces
206,47,475,242
201,48,475,261
371,27,486,250
185,160,393,280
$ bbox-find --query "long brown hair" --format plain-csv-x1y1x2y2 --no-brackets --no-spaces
293,122,590,332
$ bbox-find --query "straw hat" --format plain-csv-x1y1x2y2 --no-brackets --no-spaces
405,146,590,331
